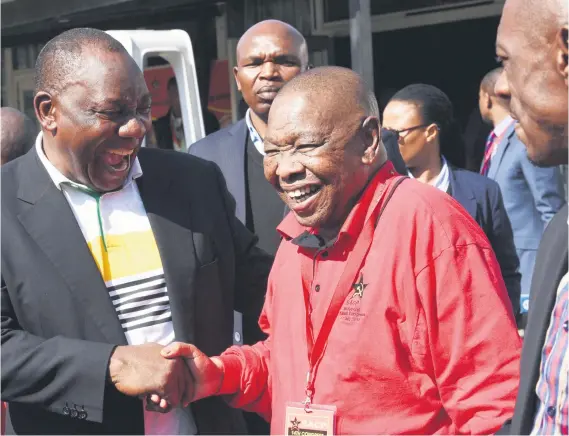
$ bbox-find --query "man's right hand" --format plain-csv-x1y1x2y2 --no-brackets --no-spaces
160,342,225,402
108,343,193,409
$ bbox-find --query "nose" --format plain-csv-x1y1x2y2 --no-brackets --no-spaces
259,61,278,80
494,69,510,99
118,116,148,139
275,153,305,185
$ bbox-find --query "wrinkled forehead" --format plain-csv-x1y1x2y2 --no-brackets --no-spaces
70,50,148,102
239,31,301,59
267,91,360,143
497,0,527,53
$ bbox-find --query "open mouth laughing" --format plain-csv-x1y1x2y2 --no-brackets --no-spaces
283,184,323,213
101,148,135,173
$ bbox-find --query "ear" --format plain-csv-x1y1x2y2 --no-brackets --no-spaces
425,123,439,143
361,116,381,165
233,66,242,92
34,91,57,133
555,25,568,85
485,92,493,110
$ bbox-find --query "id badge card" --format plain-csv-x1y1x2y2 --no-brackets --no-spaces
285,402,337,436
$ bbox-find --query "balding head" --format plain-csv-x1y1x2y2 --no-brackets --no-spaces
495,0,568,166
234,20,308,130
0,107,37,165
264,67,386,234
35,27,128,95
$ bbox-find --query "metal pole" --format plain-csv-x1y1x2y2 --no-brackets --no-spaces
349,0,374,92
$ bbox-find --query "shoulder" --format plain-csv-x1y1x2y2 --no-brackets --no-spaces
452,167,501,196
390,178,491,250
190,120,246,155
137,147,220,183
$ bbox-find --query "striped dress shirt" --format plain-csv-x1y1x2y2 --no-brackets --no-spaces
531,270,569,435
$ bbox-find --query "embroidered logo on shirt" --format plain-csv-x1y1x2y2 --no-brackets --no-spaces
339,273,368,324
291,418,301,431
351,273,368,299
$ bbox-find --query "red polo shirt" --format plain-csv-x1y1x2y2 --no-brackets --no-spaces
218,162,521,434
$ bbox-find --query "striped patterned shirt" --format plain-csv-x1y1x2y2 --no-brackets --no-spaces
36,134,197,435
531,272,568,435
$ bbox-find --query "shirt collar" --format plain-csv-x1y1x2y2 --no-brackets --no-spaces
245,109,265,156
407,156,450,193
35,132,143,192
494,115,514,137
277,161,398,246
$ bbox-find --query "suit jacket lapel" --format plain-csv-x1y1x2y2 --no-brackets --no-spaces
16,150,127,345
136,151,197,344
488,124,515,179
448,166,477,218
226,120,248,224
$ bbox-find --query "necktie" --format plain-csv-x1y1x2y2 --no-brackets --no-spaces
480,131,497,176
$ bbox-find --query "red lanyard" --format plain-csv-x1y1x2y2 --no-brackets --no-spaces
299,176,407,411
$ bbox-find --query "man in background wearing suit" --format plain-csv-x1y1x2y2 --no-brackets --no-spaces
1,28,271,435
190,20,308,258
495,0,568,433
479,67,565,318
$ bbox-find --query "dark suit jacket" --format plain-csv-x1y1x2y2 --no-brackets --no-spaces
448,165,521,315
501,204,568,434
1,146,272,434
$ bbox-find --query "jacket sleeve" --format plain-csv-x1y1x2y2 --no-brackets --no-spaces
518,143,566,225
415,244,521,434
1,277,115,423
212,162,273,344
217,279,274,422
486,182,522,316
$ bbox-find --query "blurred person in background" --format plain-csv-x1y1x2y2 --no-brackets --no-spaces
0,107,37,165
383,83,521,317
479,67,565,320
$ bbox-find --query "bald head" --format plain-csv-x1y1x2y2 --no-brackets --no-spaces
274,66,379,119
237,20,308,66
480,67,503,94
264,67,386,233
233,20,309,126
35,27,127,95
1,107,37,165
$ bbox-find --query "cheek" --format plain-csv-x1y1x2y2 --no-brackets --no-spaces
280,66,302,81
263,157,278,183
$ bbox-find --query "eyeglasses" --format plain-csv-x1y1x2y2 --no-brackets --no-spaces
382,124,431,138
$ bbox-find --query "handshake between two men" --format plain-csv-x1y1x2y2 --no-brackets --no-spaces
109,342,224,412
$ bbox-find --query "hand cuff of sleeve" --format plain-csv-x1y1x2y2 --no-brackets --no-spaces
216,354,242,396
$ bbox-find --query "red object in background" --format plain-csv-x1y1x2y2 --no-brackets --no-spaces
144,66,175,120
208,60,232,127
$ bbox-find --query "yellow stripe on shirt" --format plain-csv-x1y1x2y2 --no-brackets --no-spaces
87,230,163,283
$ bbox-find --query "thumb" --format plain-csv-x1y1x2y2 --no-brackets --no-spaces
161,341,197,359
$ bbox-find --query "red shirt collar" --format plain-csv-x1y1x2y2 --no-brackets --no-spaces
278,161,398,243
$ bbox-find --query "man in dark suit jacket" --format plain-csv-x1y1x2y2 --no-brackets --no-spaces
495,0,568,433
1,28,270,435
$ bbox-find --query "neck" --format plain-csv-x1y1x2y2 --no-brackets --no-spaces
409,154,443,186
492,109,510,128
249,110,268,139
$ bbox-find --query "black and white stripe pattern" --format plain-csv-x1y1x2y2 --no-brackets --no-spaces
107,272,172,332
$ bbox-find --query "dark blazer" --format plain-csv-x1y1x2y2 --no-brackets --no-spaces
1,146,272,434
189,119,250,224
501,204,568,434
448,165,522,315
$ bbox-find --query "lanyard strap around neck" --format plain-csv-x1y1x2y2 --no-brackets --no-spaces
300,176,407,410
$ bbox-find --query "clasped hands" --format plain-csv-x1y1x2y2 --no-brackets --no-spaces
108,342,223,413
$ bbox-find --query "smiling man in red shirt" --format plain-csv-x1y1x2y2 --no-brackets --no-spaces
159,67,521,434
